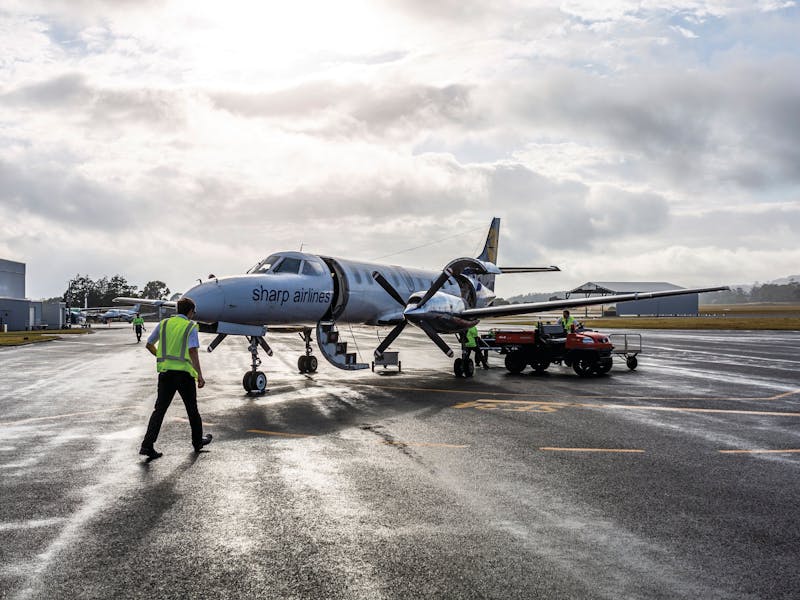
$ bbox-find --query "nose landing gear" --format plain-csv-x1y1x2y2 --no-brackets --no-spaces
243,336,272,394
297,328,319,374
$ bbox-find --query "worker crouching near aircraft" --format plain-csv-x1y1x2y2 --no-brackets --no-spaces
139,297,212,460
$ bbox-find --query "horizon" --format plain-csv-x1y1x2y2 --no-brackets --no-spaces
1,2,798,299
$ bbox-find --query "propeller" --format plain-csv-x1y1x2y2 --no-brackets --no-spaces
372,270,455,358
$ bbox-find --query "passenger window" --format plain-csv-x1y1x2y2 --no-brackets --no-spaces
302,261,324,276
274,257,302,274
352,269,363,284
365,270,373,284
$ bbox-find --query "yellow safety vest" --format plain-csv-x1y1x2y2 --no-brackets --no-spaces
465,326,479,348
156,316,198,378
559,316,575,331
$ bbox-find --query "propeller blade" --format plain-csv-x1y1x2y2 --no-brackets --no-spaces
375,320,407,357
416,268,453,308
372,271,407,307
417,321,454,357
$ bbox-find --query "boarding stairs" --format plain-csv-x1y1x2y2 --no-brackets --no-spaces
316,322,369,370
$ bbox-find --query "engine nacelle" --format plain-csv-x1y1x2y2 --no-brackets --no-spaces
403,292,479,333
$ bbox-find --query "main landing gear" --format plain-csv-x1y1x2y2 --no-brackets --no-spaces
453,351,476,378
297,328,319,374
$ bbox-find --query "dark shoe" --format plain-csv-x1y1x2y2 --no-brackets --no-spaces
139,446,163,460
194,433,213,453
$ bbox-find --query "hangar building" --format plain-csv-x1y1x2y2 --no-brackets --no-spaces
566,282,699,316
0,258,65,331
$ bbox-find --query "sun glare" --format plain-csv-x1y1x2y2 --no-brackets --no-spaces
178,1,395,84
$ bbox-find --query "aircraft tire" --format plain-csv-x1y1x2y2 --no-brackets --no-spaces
298,356,308,373
463,358,475,378
252,371,268,392
307,356,318,373
453,358,464,377
242,372,254,391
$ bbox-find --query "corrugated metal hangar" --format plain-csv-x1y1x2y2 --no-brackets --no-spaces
0,258,65,331
566,282,699,316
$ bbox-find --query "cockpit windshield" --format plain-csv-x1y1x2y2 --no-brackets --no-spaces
273,257,302,274
248,254,282,274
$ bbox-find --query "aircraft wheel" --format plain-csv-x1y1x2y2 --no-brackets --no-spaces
463,358,475,378
242,372,254,391
298,355,308,373
504,351,527,374
453,357,464,377
572,359,595,377
626,356,638,370
252,371,268,392
307,356,318,373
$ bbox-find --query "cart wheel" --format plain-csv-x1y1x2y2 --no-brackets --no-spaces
504,351,527,374
531,358,549,373
626,356,638,370
398,361,401,373
596,357,613,375
572,359,594,377
371,361,375,372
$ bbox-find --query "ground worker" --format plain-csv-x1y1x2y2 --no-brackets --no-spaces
139,297,211,460
132,313,145,343
558,310,576,333
464,325,489,369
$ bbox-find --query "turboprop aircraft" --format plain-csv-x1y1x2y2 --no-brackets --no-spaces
116,218,728,393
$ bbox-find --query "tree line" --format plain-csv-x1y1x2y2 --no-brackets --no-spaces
61,275,171,307
701,282,800,304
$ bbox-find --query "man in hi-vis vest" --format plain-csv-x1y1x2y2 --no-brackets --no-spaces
139,297,212,460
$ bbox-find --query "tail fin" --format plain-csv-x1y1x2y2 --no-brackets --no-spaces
477,217,500,263
476,218,500,292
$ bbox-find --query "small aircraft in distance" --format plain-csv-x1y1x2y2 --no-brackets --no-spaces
116,218,728,393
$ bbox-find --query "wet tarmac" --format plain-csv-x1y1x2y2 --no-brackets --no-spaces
1,324,799,599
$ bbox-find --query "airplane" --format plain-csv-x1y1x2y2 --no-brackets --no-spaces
96,304,141,324
115,217,728,393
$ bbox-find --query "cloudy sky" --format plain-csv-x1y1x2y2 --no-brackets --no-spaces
1,1,798,300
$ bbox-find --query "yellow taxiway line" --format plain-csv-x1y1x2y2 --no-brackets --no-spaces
352,382,800,404
539,447,644,453
247,429,314,438
719,449,800,454
451,399,800,418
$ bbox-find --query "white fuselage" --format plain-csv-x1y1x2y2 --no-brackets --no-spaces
184,251,484,328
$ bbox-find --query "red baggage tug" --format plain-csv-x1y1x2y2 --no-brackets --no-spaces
484,323,618,377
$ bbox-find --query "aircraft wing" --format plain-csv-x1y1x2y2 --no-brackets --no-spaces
113,297,177,308
458,286,730,319
499,266,561,274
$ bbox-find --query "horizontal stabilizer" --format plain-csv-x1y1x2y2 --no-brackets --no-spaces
499,266,561,274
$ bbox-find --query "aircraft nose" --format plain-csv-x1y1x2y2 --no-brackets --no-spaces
184,280,224,322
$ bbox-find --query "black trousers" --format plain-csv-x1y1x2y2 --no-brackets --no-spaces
135,325,143,342
142,370,203,449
